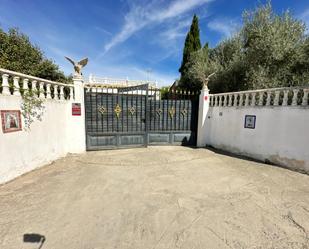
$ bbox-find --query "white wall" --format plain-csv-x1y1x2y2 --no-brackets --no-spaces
205,106,309,173
0,92,86,184
0,96,66,183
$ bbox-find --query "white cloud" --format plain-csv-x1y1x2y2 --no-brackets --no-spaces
160,18,191,41
104,0,214,53
208,18,240,38
94,26,112,36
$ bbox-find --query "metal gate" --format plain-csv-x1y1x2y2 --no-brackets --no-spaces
84,84,199,150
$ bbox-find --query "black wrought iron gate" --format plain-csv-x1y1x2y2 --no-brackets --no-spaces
84,84,199,150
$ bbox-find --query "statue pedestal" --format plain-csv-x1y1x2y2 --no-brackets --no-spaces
66,76,86,153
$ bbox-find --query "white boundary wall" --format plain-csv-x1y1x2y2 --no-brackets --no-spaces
198,87,309,174
0,96,70,183
0,69,86,184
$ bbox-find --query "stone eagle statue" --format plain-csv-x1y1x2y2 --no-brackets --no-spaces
203,72,216,89
65,57,88,76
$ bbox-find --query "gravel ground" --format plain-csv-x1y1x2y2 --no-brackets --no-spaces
0,146,308,249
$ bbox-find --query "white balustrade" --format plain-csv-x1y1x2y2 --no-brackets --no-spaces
0,68,72,100
89,75,157,88
207,86,308,109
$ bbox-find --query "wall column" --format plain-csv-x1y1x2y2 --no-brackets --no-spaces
66,75,86,153
197,86,210,147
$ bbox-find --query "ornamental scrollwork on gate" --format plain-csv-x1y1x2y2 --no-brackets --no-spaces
181,108,188,116
156,108,162,116
128,106,136,116
169,107,175,118
114,104,122,118
98,105,106,115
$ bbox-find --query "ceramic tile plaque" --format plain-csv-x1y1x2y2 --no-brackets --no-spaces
1,110,22,133
244,115,256,129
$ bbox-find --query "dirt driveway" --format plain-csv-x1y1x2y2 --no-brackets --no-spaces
0,146,308,249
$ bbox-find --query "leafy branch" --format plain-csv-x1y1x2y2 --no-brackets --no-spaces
20,90,45,130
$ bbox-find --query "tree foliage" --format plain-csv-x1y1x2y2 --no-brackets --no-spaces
0,27,71,83
179,15,201,76
180,44,210,91
180,3,309,93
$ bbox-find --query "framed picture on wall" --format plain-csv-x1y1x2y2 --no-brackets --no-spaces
244,115,256,129
1,110,22,133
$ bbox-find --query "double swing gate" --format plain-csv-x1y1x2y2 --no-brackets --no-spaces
84,83,199,150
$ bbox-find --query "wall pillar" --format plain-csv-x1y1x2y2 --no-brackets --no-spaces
66,75,86,153
197,86,210,147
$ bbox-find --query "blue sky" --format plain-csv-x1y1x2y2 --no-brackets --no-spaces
0,0,308,86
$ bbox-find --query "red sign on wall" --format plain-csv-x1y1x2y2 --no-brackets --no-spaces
72,103,81,116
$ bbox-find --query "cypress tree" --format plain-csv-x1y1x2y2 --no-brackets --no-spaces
179,14,201,75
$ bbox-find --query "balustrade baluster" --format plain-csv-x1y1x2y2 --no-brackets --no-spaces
223,95,227,107
13,76,20,96
251,92,256,106
39,82,45,98
22,78,29,94
46,84,52,99
292,89,299,106
60,86,64,100
2,74,10,95
274,90,280,106
31,80,37,96
302,89,309,106
233,94,238,107
210,96,213,107
228,94,232,107
282,90,289,106
239,94,243,107
70,86,74,99
218,95,222,107
244,93,249,106
266,91,271,106
258,92,264,106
